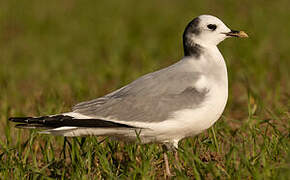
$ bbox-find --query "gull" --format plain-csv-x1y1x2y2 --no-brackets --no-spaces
9,15,248,176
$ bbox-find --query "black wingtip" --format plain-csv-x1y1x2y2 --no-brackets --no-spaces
9,117,32,123
9,115,138,129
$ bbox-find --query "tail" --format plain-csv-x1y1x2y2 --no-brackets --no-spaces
9,115,137,136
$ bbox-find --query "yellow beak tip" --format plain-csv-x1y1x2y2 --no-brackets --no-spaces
239,31,249,38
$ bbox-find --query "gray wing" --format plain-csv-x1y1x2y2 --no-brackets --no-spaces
72,61,207,123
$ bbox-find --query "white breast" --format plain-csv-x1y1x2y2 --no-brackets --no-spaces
166,76,228,138
143,45,229,143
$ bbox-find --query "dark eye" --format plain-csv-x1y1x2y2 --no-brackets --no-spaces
207,24,217,31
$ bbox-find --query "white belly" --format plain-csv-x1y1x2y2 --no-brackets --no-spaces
139,73,228,143
175,83,228,137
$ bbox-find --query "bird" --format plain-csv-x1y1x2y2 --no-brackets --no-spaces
9,14,248,176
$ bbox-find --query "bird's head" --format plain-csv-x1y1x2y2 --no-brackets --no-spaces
183,15,248,47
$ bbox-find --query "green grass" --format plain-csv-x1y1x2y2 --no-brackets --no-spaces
0,0,289,179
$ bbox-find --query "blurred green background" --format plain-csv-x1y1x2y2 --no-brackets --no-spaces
0,0,289,179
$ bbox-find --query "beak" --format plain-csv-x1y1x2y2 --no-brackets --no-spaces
224,30,248,38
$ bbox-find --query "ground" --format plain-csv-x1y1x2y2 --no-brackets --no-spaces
0,0,289,179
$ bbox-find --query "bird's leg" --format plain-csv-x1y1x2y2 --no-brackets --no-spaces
167,140,183,169
162,144,173,177
163,151,172,177
161,140,182,177
169,140,182,170
173,147,182,171
174,150,179,162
